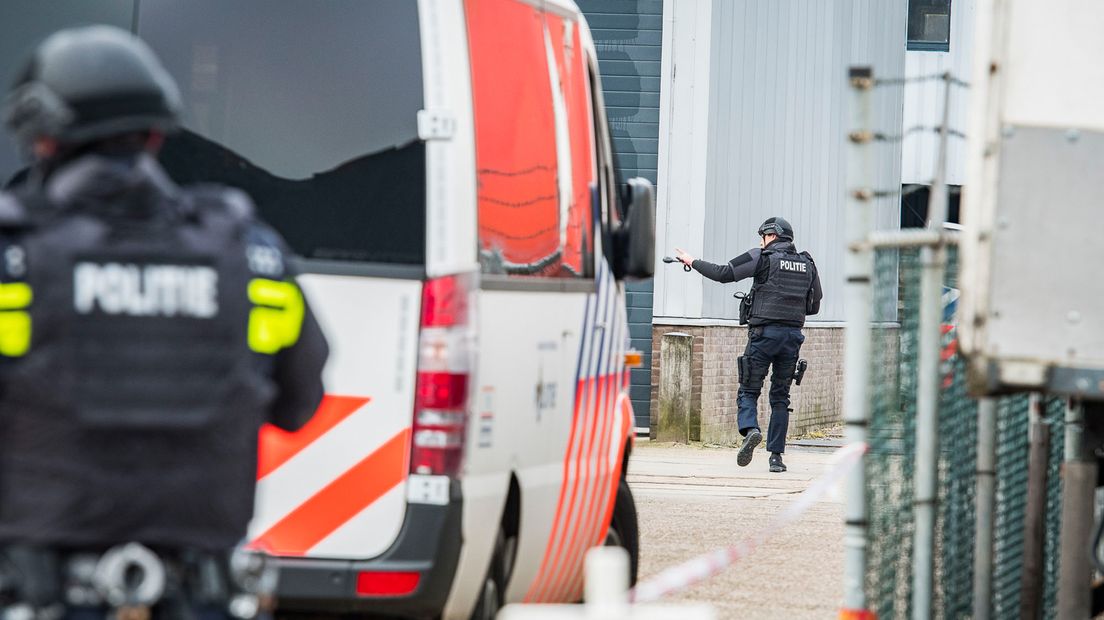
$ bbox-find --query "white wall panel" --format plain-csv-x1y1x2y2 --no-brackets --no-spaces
654,0,712,320
646,0,910,444
900,0,976,185
659,0,907,323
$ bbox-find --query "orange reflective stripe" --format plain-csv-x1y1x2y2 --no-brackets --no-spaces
525,377,588,602
252,428,410,555
556,376,626,602
595,395,633,548
548,374,611,601
548,374,601,598
257,396,371,480
560,391,632,601
577,376,622,575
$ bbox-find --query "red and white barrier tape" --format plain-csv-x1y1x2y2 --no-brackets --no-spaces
629,441,868,604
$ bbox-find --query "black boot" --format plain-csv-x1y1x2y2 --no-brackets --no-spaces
769,452,786,473
737,429,762,467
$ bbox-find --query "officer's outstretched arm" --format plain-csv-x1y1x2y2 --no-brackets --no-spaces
691,259,734,282
270,300,329,432
726,248,762,283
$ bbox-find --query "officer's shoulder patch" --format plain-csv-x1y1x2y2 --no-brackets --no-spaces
730,251,754,267
185,184,255,222
0,193,29,229
244,221,284,248
219,188,255,221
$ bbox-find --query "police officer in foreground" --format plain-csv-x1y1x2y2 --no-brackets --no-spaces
0,26,328,617
675,217,822,473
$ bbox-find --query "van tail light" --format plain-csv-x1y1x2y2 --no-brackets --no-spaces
355,571,421,597
411,274,473,477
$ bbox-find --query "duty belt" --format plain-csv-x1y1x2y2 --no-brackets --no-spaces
0,544,276,620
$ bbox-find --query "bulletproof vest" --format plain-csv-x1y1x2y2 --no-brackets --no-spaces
0,184,294,550
748,243,815,327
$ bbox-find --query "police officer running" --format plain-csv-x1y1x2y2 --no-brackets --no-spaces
675,217,822,473
0,26,328,618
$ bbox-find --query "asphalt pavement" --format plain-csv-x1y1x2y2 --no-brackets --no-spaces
628,441,845,619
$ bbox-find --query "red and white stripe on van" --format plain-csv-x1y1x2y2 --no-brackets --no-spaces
522,259,634,603
248,275,422,561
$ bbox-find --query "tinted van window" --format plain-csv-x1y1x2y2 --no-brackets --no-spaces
139,0,425,264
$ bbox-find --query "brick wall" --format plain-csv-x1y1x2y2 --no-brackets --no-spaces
651,324,844,445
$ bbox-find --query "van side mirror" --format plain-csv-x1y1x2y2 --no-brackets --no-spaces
612,177,655,280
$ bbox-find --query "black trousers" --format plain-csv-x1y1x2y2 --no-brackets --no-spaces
737,324,805,454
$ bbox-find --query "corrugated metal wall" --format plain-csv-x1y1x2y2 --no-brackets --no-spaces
699,0,906,322
900,0,976,186
578,0,663,429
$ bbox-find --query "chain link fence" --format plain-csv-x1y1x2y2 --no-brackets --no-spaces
1042,398,1066,617
866,247,920,620
864,245,1067,618
991,396,1030,616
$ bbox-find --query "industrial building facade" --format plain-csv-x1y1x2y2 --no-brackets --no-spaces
650,0,908,443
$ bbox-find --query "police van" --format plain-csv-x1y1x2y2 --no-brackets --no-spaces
0,0,654,617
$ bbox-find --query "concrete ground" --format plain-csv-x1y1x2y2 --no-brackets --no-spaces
628,441,845,619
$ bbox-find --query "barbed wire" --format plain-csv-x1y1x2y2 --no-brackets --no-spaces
874,126,968,143
873,73,970,88
872,184,965,199
873,185,922,199
854,70,970,203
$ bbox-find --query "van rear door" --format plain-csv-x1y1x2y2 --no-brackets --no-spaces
139,0,425,560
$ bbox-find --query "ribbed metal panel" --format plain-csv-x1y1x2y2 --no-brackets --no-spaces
579,0,663,428
901,0,976,186
698,0,906,323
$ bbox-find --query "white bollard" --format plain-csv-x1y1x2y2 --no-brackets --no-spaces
584,547,630,620
498,547,716,620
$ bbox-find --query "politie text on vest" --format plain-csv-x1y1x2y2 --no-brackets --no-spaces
779,259,808,273
73,262,219,318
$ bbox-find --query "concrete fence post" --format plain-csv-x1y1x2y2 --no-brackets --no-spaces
657,332,693,443
1019,394,1049,618
841,65,875,616
973,397,998,620
1058,400,1093,619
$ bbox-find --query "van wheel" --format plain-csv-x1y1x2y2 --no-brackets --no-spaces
471,527,515,620
604,479,640,585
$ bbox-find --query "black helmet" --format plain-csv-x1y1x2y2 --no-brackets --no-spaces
757,216,794,240
2,25,180,151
